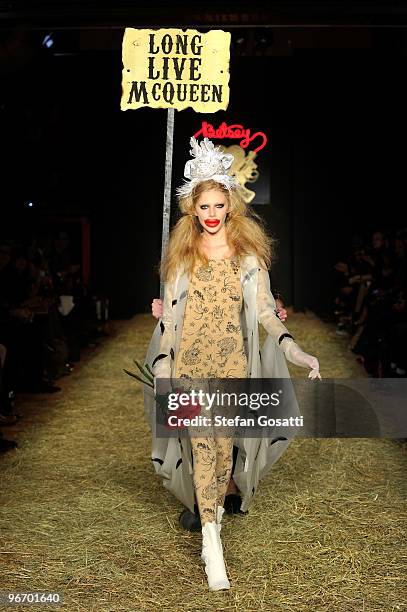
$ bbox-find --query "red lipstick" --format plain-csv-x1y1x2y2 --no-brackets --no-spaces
205,219,220,227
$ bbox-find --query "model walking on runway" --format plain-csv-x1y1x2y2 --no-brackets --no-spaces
146,137,321,591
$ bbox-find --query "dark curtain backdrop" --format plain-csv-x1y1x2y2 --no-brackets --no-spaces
1,50,406,317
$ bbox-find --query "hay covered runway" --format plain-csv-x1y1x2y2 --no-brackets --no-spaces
0,312,406,611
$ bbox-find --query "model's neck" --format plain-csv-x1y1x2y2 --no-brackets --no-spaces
199,227,234,260
200,226,228,247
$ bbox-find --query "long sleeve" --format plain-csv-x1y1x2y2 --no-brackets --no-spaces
152,279,174,379
257,267,293,345
256,266,320,375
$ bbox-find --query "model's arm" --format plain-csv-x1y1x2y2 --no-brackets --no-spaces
257,267,321,379
257,267,293,343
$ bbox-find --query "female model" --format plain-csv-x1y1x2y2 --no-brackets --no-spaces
144,137,321,591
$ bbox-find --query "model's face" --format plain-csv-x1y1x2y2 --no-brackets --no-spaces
194,189,230,234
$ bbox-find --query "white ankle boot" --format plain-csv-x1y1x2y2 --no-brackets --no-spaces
201,521,230,591
201,506,225,561
217,505,225,533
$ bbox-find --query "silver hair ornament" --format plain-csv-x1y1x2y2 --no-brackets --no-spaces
176,137,240,198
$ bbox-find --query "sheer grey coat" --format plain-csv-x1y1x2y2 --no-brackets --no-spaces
143,254,301,513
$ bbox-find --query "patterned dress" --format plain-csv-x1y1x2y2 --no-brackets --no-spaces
174,257,248,380
174,257,248,524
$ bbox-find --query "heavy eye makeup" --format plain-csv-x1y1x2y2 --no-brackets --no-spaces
199,203,226,210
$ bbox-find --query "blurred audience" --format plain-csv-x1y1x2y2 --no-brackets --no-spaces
0,231,109,453
333,228,407,377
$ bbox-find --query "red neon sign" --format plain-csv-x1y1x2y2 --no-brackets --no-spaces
194,121,268,153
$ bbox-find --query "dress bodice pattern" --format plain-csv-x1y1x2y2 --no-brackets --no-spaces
175,258,248,379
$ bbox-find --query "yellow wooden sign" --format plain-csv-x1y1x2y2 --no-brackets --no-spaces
121,28,230,113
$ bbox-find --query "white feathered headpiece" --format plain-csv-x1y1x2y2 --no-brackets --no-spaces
176,137,240,198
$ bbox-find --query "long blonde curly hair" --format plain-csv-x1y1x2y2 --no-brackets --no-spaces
160,179,274,281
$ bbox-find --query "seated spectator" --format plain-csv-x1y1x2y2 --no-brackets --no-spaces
333,227,407,377
0,246,61,393
388,289,407,376
333,246,373,336
0,343,18,424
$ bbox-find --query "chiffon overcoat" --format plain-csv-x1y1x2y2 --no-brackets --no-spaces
143,254,301,513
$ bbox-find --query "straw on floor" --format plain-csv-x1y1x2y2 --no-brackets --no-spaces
0,310,405,611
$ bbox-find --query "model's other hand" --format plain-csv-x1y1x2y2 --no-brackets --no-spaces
275,298,287,321
276,307,287,321
152,298,163,319
280,338,322,380
277,308,288,323
308,367,322,380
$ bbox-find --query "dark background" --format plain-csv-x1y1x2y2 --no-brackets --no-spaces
1,3,407,317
